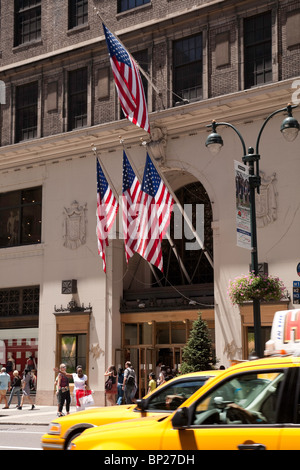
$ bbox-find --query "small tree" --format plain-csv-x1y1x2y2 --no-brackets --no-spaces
181,313,216,374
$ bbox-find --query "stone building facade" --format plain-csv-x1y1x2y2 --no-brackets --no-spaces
0,0,299,404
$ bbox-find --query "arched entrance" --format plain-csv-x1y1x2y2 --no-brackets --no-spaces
120,176,214,398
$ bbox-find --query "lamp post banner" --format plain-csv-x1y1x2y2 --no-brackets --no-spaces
234,161,251,250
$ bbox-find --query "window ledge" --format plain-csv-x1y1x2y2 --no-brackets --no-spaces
67,24,90,36
0,243,44,260
116,2,152,19
13,40,43,54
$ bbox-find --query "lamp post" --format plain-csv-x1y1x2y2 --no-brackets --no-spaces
205,104,299,358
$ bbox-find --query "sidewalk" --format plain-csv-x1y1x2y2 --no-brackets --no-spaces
0,405,78,426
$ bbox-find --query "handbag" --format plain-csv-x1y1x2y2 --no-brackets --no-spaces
105,377,113,391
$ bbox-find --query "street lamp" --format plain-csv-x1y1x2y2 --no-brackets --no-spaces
205,104,299,358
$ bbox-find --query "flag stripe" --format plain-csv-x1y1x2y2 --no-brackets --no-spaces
136,154,174,272
96,158,119,272
122,151,142,263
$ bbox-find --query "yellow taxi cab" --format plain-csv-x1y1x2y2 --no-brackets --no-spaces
70,355,300,450
41,369,221,450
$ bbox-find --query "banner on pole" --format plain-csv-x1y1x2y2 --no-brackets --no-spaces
234,161,251,250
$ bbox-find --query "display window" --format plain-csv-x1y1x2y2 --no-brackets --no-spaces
0,328,38,380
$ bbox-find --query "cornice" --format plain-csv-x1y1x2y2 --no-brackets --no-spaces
0,78,298,172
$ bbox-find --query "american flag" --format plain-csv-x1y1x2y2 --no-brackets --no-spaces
136,153,174,271
103,23,150,134
122,151,142,263
96,158,119,272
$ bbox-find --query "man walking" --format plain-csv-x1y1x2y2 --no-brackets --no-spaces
0,367,11,409
122,361,137,404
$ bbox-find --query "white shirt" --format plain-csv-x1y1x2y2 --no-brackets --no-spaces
72,373,87,391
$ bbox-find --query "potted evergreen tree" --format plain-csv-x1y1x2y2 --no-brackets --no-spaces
181,314,216,373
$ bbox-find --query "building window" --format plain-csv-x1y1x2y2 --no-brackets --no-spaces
0,186,42,248
68,0,88,29
117,0,150,13
60,334,87,372
68,68,88,130
0,286,40,317
15,82,38,142
173,34,202,105
15,0,41,46
155,181,213,286
244,11,272,89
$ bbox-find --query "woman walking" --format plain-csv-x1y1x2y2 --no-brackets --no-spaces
18,369,35,410
104,365,117,406
57,364,71,417
7,370,22,408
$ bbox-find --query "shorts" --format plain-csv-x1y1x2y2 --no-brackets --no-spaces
0,390,7,397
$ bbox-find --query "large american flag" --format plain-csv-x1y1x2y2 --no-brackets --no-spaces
122,151,142,263
103,23,150,134
96,158,119,272
136,153,174,272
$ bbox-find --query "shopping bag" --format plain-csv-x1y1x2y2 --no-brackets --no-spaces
79,391,94,407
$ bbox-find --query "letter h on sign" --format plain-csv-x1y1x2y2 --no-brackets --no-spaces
284,311,300,343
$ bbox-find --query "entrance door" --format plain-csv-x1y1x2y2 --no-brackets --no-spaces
139,348,155,397
157,347,183,373
60,334,87,373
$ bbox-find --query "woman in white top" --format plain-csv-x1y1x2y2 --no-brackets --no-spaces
72,365,89,411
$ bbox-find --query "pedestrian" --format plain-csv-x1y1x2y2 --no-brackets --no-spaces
157,366,166,386
56,364,71,417
148,372,156,394
117,367,124,405
165,366,173,381
72,365,89,411
0,367,11,409
104,365,117,406
123,361,137,404
18,369,35,410
7,370,22,408
26,355,36,371
155,360,162,383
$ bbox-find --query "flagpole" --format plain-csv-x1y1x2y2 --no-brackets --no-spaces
92,144,119,201
93,7,161,96
120,138,192,284
143,141,214,269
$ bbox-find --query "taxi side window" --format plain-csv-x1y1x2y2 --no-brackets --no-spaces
147,379,207,411
192,371,285,425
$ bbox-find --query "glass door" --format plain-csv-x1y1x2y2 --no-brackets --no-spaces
60,334,87,373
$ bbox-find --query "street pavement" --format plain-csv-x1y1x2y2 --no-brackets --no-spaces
0,404,79,426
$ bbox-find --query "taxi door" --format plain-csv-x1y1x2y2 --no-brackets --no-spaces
161,367,294,450
161,425,281,450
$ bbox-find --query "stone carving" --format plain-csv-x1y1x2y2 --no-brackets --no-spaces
63,201,87,249
90,343,104,360
223,340,241,361
148,125,167,163
256,172,277,228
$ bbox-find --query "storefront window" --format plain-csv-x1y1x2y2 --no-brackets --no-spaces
60,334,87,373
139,322,152,344
171,321,186,344
156,322,170,344
0,328,38,379
247,326,271,357
124,324,138,345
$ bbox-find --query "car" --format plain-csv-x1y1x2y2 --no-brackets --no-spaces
41,369,221,450
69,355,300,451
